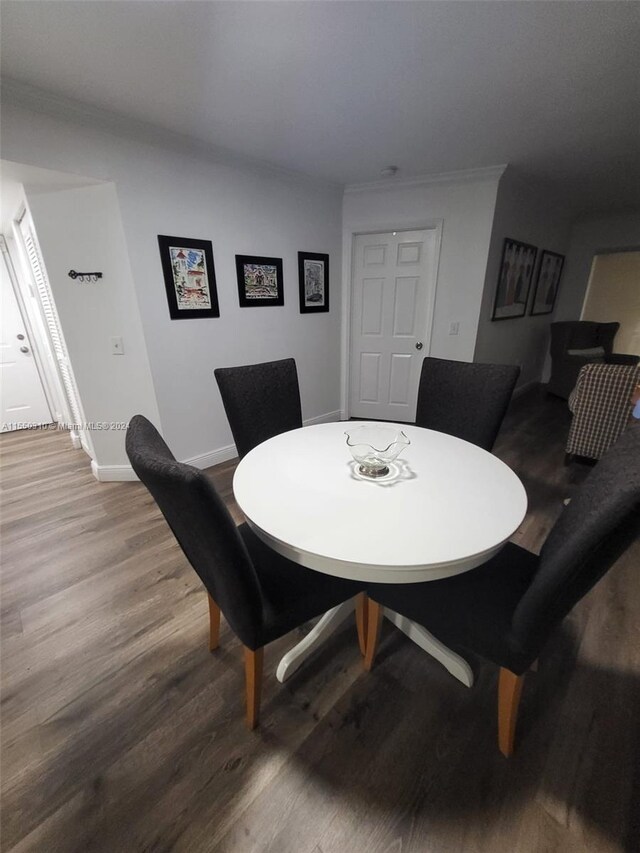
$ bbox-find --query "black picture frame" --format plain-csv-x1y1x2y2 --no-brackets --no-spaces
298,252,329,314
530,250,565,316
491,238,538,321
158,235,219,320
235,255,284,307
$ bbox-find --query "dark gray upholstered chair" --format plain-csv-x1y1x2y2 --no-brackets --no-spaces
214,358,303,459
126,415,364,728
548,321,639,399
364,422,640,756
415,357,520,451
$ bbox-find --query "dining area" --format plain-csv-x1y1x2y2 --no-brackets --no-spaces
2,358,639,853
125,354,639,763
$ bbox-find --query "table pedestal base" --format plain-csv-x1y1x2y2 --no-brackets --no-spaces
382,608,474,687
276,599,356,683
275,598,474,688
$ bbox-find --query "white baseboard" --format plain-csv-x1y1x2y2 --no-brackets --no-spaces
91,460,139,482
90,410,343,482
184,443,237,470
303,410,342,427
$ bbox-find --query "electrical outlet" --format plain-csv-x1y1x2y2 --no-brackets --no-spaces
449,321,460,336
110,336,124,355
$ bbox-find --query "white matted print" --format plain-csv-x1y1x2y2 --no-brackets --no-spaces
170,246,212,309
158,235,219,320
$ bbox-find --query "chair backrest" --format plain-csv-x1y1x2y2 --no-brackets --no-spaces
214,358,303,459
126,415,264,648
415,357,520,451
550,321,619,360
512,422,640,656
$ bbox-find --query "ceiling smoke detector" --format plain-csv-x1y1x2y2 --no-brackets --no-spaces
380,166,399,177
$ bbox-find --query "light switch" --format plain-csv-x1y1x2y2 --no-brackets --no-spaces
449,322,460,336
110,336,124,355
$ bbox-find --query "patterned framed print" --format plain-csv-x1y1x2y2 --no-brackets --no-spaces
158,235,219,320
235,255,284,307
491,238,538,320
298,251,329,314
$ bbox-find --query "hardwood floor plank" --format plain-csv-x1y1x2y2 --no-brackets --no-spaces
1,388,637,853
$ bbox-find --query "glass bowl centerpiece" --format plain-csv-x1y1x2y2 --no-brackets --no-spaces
345,424,410,478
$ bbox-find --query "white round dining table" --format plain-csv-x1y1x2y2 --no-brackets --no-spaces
233,421,527,685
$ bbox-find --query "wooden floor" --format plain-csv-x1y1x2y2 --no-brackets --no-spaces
1,389,638,853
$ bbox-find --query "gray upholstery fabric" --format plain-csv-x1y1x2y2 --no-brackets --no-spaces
512,420,640,655
548,321,620,399
126,415,362,650
367,422,640,673
214,358,303,459
367,543,539,671
415,357,520,451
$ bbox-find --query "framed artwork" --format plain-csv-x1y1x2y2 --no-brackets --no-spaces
298,251,329,313
157,235,219,320
530,250,565,315
491,238,538,321
235,255,284,307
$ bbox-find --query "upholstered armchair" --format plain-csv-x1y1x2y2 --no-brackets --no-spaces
566,362,640,462
548,321,638,399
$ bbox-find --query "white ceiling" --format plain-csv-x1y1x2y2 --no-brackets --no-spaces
2,1,639,215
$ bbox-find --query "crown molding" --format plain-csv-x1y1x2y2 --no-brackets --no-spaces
1,77,343,192
344,164,507,195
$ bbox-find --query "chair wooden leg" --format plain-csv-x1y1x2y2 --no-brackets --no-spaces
498,667,525,757
244,646,264,730
355,593,368,657
364,599,383,671
208,594,220,652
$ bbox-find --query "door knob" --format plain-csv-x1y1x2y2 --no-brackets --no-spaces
19,346,29,353
415,341,423,351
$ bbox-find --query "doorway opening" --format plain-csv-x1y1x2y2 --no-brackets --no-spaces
1,167,92,458
581,250,640,356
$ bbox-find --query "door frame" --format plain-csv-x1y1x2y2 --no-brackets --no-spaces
11,204,94,457
341,220,443,420
7,212,68,425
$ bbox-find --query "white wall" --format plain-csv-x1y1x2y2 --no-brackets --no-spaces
342,170,502,412
474,171,572,387
1,98,344,465
26,183,162,473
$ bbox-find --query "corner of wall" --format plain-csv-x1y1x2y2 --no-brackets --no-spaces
473,169,573,386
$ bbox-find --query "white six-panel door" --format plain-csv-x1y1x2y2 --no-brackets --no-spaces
1,244,52,431
349,229,438,421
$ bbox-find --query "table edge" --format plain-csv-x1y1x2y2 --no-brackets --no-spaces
244,517,516,584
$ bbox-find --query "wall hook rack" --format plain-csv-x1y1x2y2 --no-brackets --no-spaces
68,270,103,282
